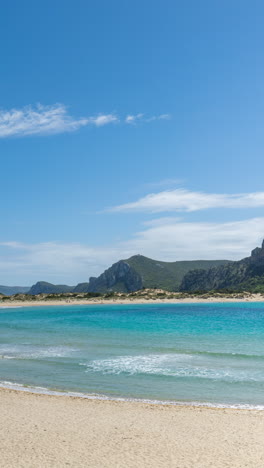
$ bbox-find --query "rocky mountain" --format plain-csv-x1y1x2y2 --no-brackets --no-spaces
28,282,73,295
74,255,230,293
5,255,231,296
180,240,264,292
0,286,30,296
74,260,143,293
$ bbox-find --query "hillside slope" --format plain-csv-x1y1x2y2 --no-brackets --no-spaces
126,255,230,291
28,282,73,295
74,260,143,293
180,241,264,292
74,255,230,293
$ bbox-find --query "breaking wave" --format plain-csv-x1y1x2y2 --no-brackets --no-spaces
0,344,75,360
82,353,264,382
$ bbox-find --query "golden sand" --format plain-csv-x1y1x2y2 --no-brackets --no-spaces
1,292,264,308
1,387,264,467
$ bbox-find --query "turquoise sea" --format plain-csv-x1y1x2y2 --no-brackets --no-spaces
1,302,264,408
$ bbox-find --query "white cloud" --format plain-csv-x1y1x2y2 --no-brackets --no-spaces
125,113,171,124
126,217,264,261
87,114,119,126
142,217,183,226
145,114,171,122
109,188,264,213
125,113,144,124
0,104,89,137
1,217,263,284
0,104,170,137
0,241,121,284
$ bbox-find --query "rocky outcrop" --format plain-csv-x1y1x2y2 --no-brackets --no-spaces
28,282,73,295
180,240,264,292
21,255,232,296
74,261,143,293
73,256,229,293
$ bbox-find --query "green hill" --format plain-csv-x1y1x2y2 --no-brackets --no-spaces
180,240,264,292
13,256,231,296
28,282,73,295
126,255,230,291
74,255,231,293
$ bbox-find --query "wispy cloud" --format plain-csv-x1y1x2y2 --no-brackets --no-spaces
125,113,144,124
87,114,119,126
145,114,171,122
108,188,264,213
127,217,264,261
142,217,183,226
0,104,170,138
0,104,90,137
125,113,171,124
1,217,264,283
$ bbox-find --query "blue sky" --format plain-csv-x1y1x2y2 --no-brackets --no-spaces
1,0,264,284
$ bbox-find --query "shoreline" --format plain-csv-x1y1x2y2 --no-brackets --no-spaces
1,381,264,411
1,386,264,467
1,293,264,308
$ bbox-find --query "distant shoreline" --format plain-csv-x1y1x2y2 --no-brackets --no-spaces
1,293,264,307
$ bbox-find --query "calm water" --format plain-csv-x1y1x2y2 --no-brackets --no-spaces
1,302,264,407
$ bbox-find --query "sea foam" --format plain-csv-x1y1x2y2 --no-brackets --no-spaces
83,353,264,382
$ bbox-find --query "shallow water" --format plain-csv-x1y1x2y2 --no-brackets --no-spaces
1,302,264,407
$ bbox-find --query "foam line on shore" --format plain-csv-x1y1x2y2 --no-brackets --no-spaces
1,380,264,411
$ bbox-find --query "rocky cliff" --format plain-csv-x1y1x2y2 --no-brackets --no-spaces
74,255,229,293
28,282,73,295
16,254,232,296
74,260,143,293
180,240,264,292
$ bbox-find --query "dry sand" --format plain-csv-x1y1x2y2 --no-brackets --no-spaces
1,293,264,308
1,388,264,468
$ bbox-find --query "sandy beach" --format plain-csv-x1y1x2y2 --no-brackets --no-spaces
1,293,264,308
0,387,264,468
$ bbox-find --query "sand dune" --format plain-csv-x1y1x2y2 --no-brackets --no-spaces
1,292,264,308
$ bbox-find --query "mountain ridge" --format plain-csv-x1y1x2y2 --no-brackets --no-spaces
7,246,264,296
10,255,230,295
180,240,264,292
28,282,73,295
64,255,230,294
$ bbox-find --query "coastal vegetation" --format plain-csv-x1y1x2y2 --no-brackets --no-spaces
0,288,262,304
